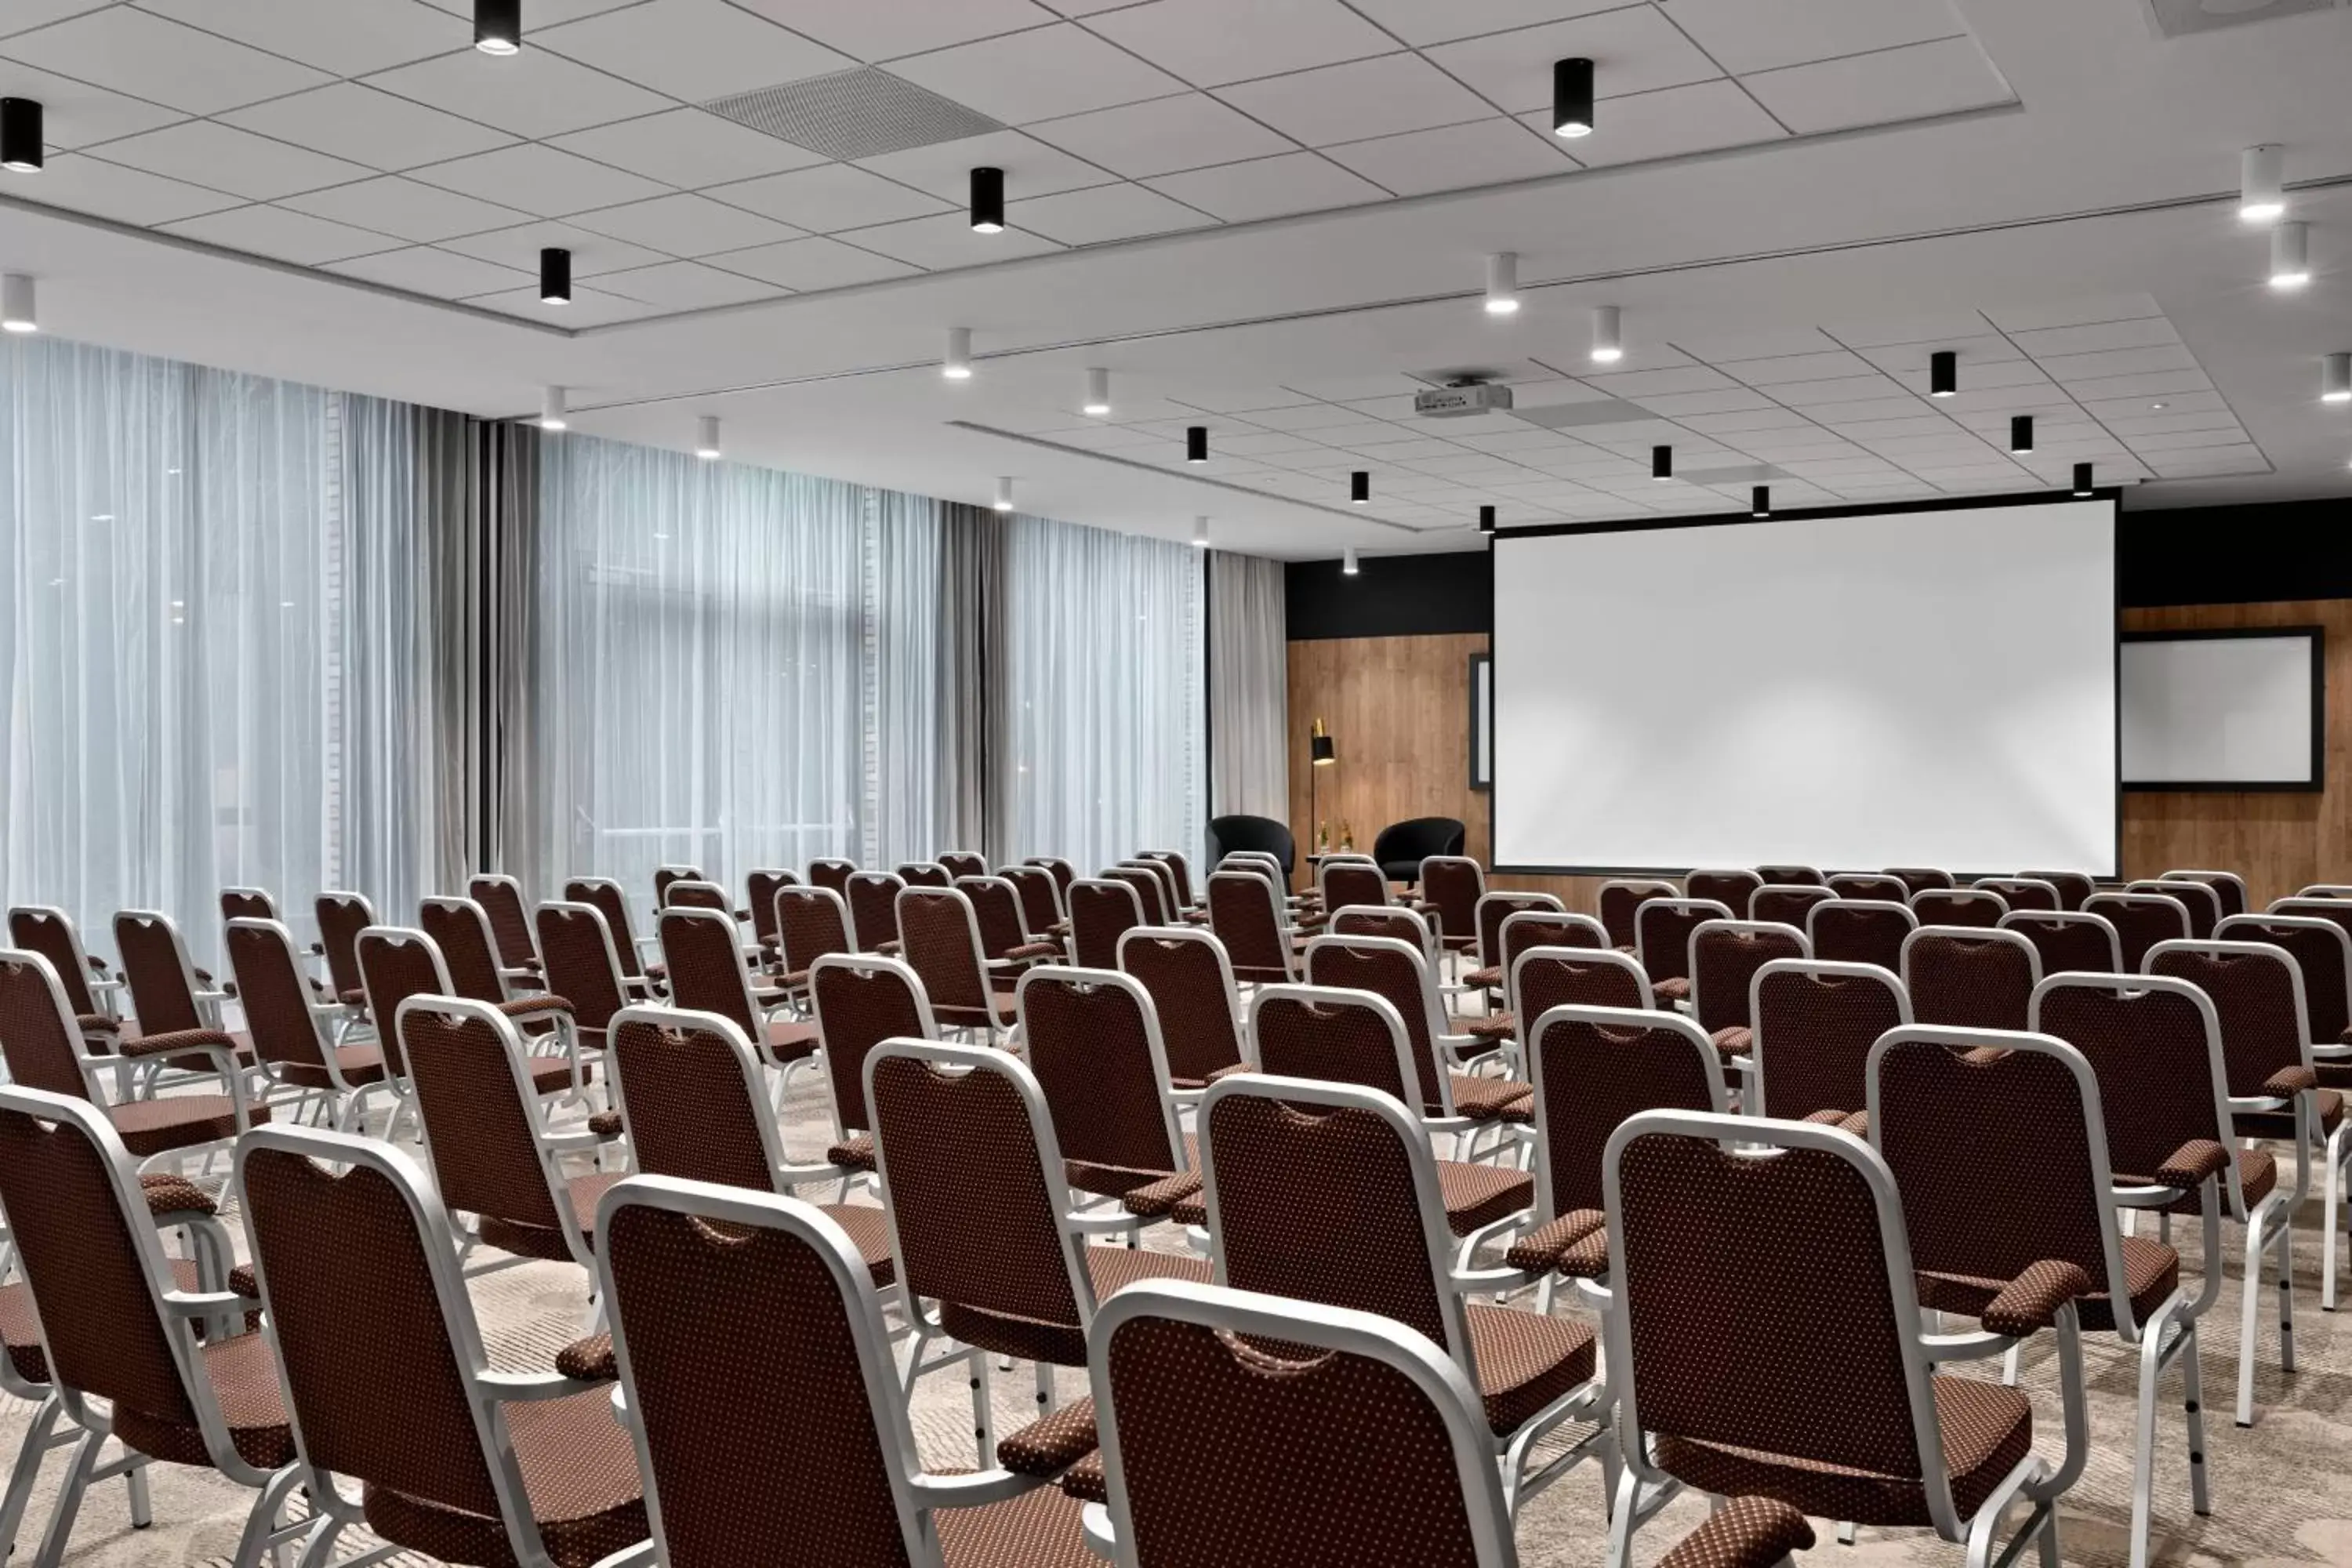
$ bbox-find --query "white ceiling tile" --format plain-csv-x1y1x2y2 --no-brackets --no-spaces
2082,390,2227,420
1829,416,1958,441
1661,0,1967,75
887,24,1186,125
20,151,239,223
855,129,1116,202
1217,53,1489,148
138,0,464,75
1215,430,1329,455
2146,447,2269,477
437,219,670,276
1727,350,1875,385
1,6,328,114
1145,151,1384,221
1009,182,1213,244
1677,408,1817,433
2009,318,2183,358
0,60,183,147
1849,335,2020,374
1981,293,2162,333
1026,93,1294,179
731,0,1055,64
1167,387,1317,413
551,108,826,188
1769,374,1910,405
92,122,374,201
590,259,785,308
832,210,1062,267
1742,37,2013,136
411,0,641,22
220,83,516,172
1545,78,1784,167
0,1,128,36
1087,0,1393,89
327,244,532,298
1343,0,1635,45
364,44,670,140
1571,344,1699,375
465,282,665,325
1822,311,1992,347
414,142,670,219
1245,401,1382,430
690,234,919,290
1509,378,1622,406
1427,9,1721,114
157,203,396,265
705,162,951,232
2125,428,2257,452
1588,366,1740,397
281,175,528,241
572,191,804,255
1322,116,1573,196
537,0,855,101
1803,396,1938,423
1630,388,1782,416
2038,343,2199,382
2059,368,2212,402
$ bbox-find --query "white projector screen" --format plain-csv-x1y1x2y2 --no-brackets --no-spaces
1493,499,2118,874
2121,630,2321,788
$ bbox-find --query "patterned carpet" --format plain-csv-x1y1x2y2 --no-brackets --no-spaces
5,1069,2348,1568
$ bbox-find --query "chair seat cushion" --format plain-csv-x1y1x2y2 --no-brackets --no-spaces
936,1475,1097,1568
998,1397,1102,1479
281,1044,389,1090
819,1202,897,1289
1448,1074,1534,1123
761,1018,821,1065
2235,1087,2346,1142
108,1096,266,1158
1710,1025,1753,1059
526,1056,593,1097
111,1329,295,1472
827,1132,876,1172
1068,1135,1197,1201
934,996,1022,1031
1465,965,1503,991
1653,1374,2031,1527
480,1173,626,1264
1465,1303,1596,1435
0,1281,44,1387
1917,1236,2179,1336
1457,1012,1516,1043
939,1247,1210,1369
1653,977,1691,1004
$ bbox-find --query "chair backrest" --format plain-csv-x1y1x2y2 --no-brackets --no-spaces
2219,912,2352,1044
1248,985,1421,1108
1418,856,1483,946
111,909,206,1036
1497,910,1606,978
5,907,103,1016
2164,869,2249,920
1827,873,1910,902
1806,898,1915,972
314,891,376,1000
1094,1279,1515,1568
1330,904,1439,964
466,873,539,972
774,884,854,979
1528,1004,1726,1220
1138,849,1196,909
806,857,857,898
224,917,332,1076
954,875,1033,962
532,901,633,1035
1909,887,2007,929
895,887,992,1015
1752,863,1824,887
1473,891,1563,971
846,872,906,953
1595,877,1666,949
1973,877,2060,913
1508,946,1652,1028
2130,878,2219,939
1108,864,1174,926
1000,864,1065,934
607,1005,788,1193
1118,925,1247,1084
1206,869,1296,982
653,865,705,907
2082,891,2190,971
1303,936,1450,1115
395,996,575,1260
657,906,763,1038
2030,973,2238,1196
2019,870,2096,911
1884,866,1955,894
937,851,988,882
418,895,510,1005
1998,909,2122,978
0,950,94,1100
1123,858,1184,923
220,886,277,924
808,954,936,1140
1373,818,1466,880
1069,877,1148,971
664,878,734,916
1901,926,2042,1032
1207,814,1296,875
1319,858,1391,914
895,862,953,890
1686,869,1763,916
2144,938,2310,1101
564,877,648,980
1750,884,1835,929
1019,968,1185,1189
1635,898,1730,985
1749,959,1910,1120
744,868,798,947
1026,855,1078,893
1690,920,1809,1034
354,925,453,1077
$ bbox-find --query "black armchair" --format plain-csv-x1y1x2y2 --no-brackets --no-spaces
1373,816,1466,885
1208,814,1295,876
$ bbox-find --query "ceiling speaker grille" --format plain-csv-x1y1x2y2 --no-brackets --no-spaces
705,68,1002,162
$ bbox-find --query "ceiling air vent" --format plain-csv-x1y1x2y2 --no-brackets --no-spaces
2142,0,2345,39
705,68,1002,162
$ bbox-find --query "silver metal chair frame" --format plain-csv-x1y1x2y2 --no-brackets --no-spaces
1997,909,2123,973
1115,924,1250,1094
224,916,391,1134
1744,957,1908,1120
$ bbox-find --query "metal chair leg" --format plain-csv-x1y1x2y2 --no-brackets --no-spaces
31,1425,104,1568
0,1395,62,1557
2235,1212,2268,1427
228,1464,303,1568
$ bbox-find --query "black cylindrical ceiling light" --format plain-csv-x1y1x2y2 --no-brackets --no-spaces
1350,470,1370,504
2072,463,2094,497
1929,350,1957,397
970,166,1005,234
1479,504,1497,534
1185,425,1208,463
474,0,521,55
539,246,570,306
1552,57,1594,139
2009,414,2034,453
1751,485,1769,518
1651,445,1672,481
0,99,42,173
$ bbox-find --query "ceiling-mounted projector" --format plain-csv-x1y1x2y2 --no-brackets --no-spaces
1414,382,1512,418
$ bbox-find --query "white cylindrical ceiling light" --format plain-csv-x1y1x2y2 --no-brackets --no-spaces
695,415,721,459
1,273,34,333
1590,304,1621,364
943,327,973,380
2325,352,2352,404
1192,516,1209,549
994,476,1014,512
2270,221,2310,289
1341,546,1359,576
2241,144,2285,224
1084,366,1111,416
539,385,566,430
1484,252,1519,315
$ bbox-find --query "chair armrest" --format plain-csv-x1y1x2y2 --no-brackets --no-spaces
907,1469,1044,1508
497,995,573,1021
478,1370,605,1403
1123,1169,1204,1218
119,1027,241,1060
161,1289,251,1317
1504,1208,1606,1274
2264,1064,2318,1096
556,1334,617,1382
1801,1108,1870,1135
1981,1259,2093,1338
1658,1497,1817,1568
773,1160,858,1187
585,1544,659,1568
2154,1139,2231,1190
75,1013,120,1036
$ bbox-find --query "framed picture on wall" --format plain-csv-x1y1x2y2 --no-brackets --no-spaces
1470,653,1492,791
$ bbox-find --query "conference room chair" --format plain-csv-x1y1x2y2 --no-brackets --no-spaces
1999,908,2124,976
774,882,856,1001
652,863,705,907
564,876,665,995
1374,816,1467,887
223,916,391,1136
898,885,1022,1043
938,849,988,881
1594,1108,2087,1568
2131,878,2220,940
1828,873,1911,902
847,869,909,953
466,872,544,984
661,877,744,931
1108,862,1176,925
1886,866,1958,895
1464,890,1565,993
806,855,857,898
2019,870,2097,911
419,896,586,1108
1507,946,1654,1040
1687,869,1765,920
217,887,276,924
1748,957,1910,1122
1192,1073,1606,1512
0,1087,299,1568
1027,855,1080,895
1127,858,1194,924
1750,862,1823,887
2165,868,2251,920
1420,854,1486,960
1472,910,1611,1043
1633,897,1731,1006
655,906,822,1084
1975,876,2062,913
1207,868,1303,985
2296,883,2352,900
2085,890,2192,971
0,949,261,1170
2263,898,2352,1031
743,866,799,957
1750,883,1835,929
1069,877,1149,971
1116,924,1250,1094
1136,848,1198,911
1331,902,1445,971
532,900,639,1069
1868,1027,2211,1568
1229,850,1321,927
1207,812,1296,877
1239,985,1534,1250
6,906,125,1045
1001,862,1071,942
1303,935,1531,1130
1018,967,1195,1231
236,1125,648,1568
1319,856,1393,915
808,952,938,1174
897,860,954,890
312,891,377,1029
111,909,247,1084
1689,919,1809,1063
1903,925,2043,1032
1911,887,2009,929
601,1003,895,1289
959,873,1064,971
2031,971,2296,1428
866,1039,1211,1467
1806,898,1916,973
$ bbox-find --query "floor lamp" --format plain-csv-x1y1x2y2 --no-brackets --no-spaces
1309,717,1336,858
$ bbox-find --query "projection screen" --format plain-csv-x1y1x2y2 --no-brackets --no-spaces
1491,499,2118,874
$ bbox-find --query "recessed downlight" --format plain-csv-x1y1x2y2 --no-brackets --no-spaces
539,385,566,431
2,273,34,333
1484,252,1520,315
1,99,42,173
1192,516,1210,549
1350,470,1370,505
2009,415,2034,454
1552,57,1594,139
1651,445,1672,481
1590,303,1622,364
970,166,1005,234
2325,352,2352,404
695,416,721,460
1186,426,1208,463
1083,367,1111,416
474,0,521,55
2073,463,2094,497
539,246,570,306
1342,546,1359,576
1751,485,1769,518
1929,350,1957,397
2241,143,2285,224
994,476,1014,513
2270,221,2310,289
943,326,972,380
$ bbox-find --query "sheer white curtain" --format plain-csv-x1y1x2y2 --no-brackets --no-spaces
523,434,949,897
1000,515,1207,874
1208,549,1289,820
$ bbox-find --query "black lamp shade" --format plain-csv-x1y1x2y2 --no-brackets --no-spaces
1552,57,1594,136
2009,414,2034,453
1929,350,1957,397
1751,485,1769,517
1185,426,1208,463
0,99,42,172
539,247,571,304
970,166,1005,232
1312,734,1336,766
1479,504,1496,533
2073,462,2094,496
1652,445,1672,480
1350,470,1370,503
474,0,521,53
